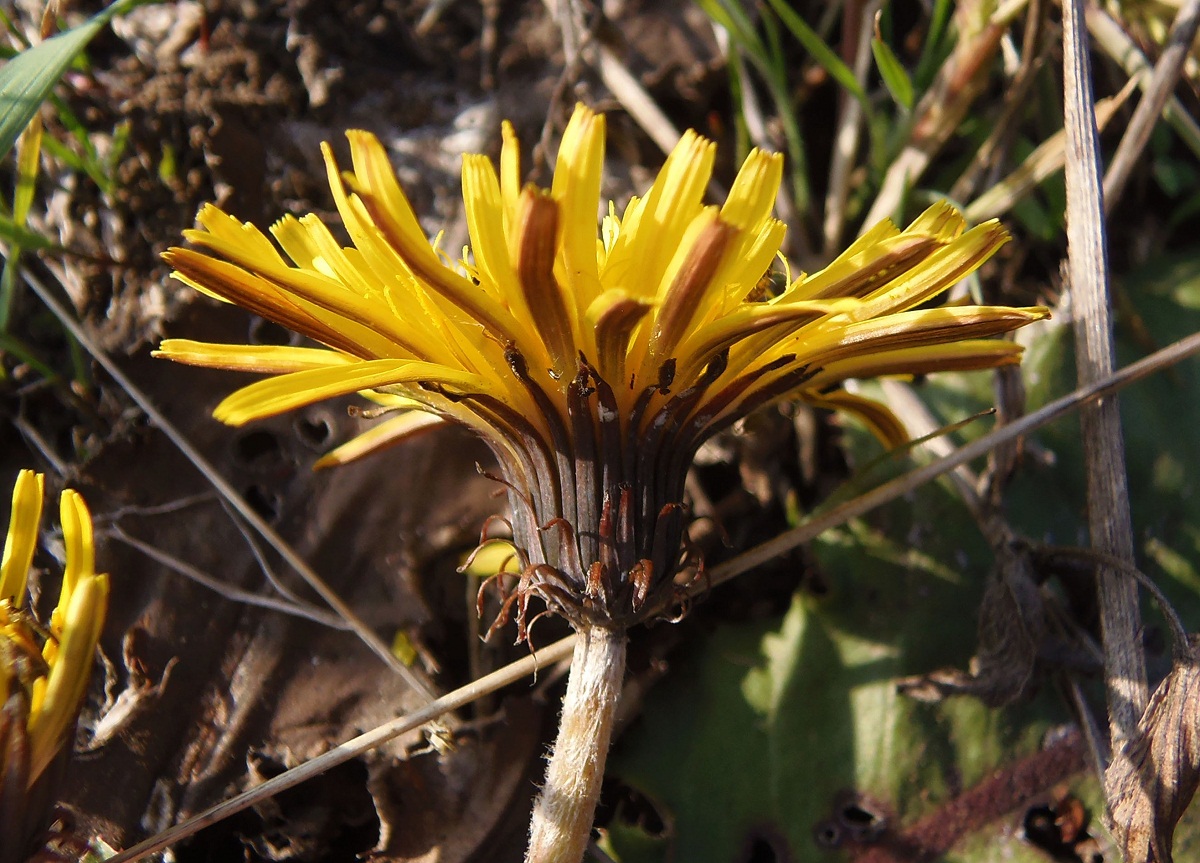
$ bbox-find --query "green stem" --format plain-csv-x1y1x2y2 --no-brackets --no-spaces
525,624,626,863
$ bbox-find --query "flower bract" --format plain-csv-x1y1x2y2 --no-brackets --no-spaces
156,104,1047,633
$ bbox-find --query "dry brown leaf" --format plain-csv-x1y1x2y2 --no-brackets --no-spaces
897,541,1048,707
1105,636,1200,863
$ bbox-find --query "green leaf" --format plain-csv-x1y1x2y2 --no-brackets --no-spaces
763,0,866,105
914,0,954,89
872,36,914,111
0,0,135,161
0,213,59,251
610,414,1073,861
610,252,1200,860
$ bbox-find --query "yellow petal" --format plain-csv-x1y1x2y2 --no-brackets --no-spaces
606,131,716,301
551,104,605,309
28,572,108,782
313,411,446,469
213,360,488,426
463,154,520,306
165,249,408,361
500,121,522,234
801,306,1049,367
673,301,839,383
848,221,1011,321
803,340,1026,390
336,133,526,347
154,340,352,373
585,289,653,386
721,149,783,231
805,389,909,450
511,188,577,375
58,490,94,616
1,470,43,606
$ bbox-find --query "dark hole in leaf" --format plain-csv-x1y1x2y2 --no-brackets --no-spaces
738,826,789,863
1023,799,1101,862
595,777,667,837
243,484,280,522
812,819,842,849
801,565,830,598
294,413,332,447
839,801,887,842
248,317,298,346
235,430,283,465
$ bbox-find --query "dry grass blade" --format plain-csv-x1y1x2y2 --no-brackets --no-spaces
964,85,1133,224
823,0,879,255
105,328,1200,861
1061,0,1147,747
1103,0,1200,212
595,43,682,157
1087,7,1200,160
11,258,441,705
859,4,1005,231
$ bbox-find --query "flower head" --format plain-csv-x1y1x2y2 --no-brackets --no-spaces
2,471,108,853
156,104,1047,634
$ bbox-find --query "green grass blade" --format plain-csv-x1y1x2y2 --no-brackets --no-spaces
914,0,954,88
0,213,60,251
764,0,866,105
0,0,136,161
871,36,914,111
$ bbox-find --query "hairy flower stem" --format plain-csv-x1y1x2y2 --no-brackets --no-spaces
526,624,627,863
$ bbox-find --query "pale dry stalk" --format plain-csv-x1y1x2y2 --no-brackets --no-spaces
526,625,627,863
1061,0,1148,748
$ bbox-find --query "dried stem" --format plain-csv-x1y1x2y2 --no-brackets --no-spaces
526,625,627,863
1060,0,1147,747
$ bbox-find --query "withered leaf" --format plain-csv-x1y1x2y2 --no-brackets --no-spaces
1105,636,1200,863
897,541,1046,707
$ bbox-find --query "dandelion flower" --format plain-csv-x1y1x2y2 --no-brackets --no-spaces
157,104,1047,863
1,470,108,861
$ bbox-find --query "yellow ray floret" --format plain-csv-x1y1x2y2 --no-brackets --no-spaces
2,471,109,791
159,103,1048,467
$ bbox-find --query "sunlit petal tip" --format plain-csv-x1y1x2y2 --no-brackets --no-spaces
904,200,967,241
1,469,44,604
312,412,446,470
154,340,351,374
722,149,784,230
59,489,95,602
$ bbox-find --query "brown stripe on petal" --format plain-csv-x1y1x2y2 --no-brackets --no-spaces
514,188,576,374
166,250,372,359
799,234,937,300
505,344,577,543
593,296,651,386
826,308,1045,364
647,218,734,365
806,389,909,450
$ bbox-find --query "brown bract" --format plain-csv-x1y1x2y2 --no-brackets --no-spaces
1106,635,1200,863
